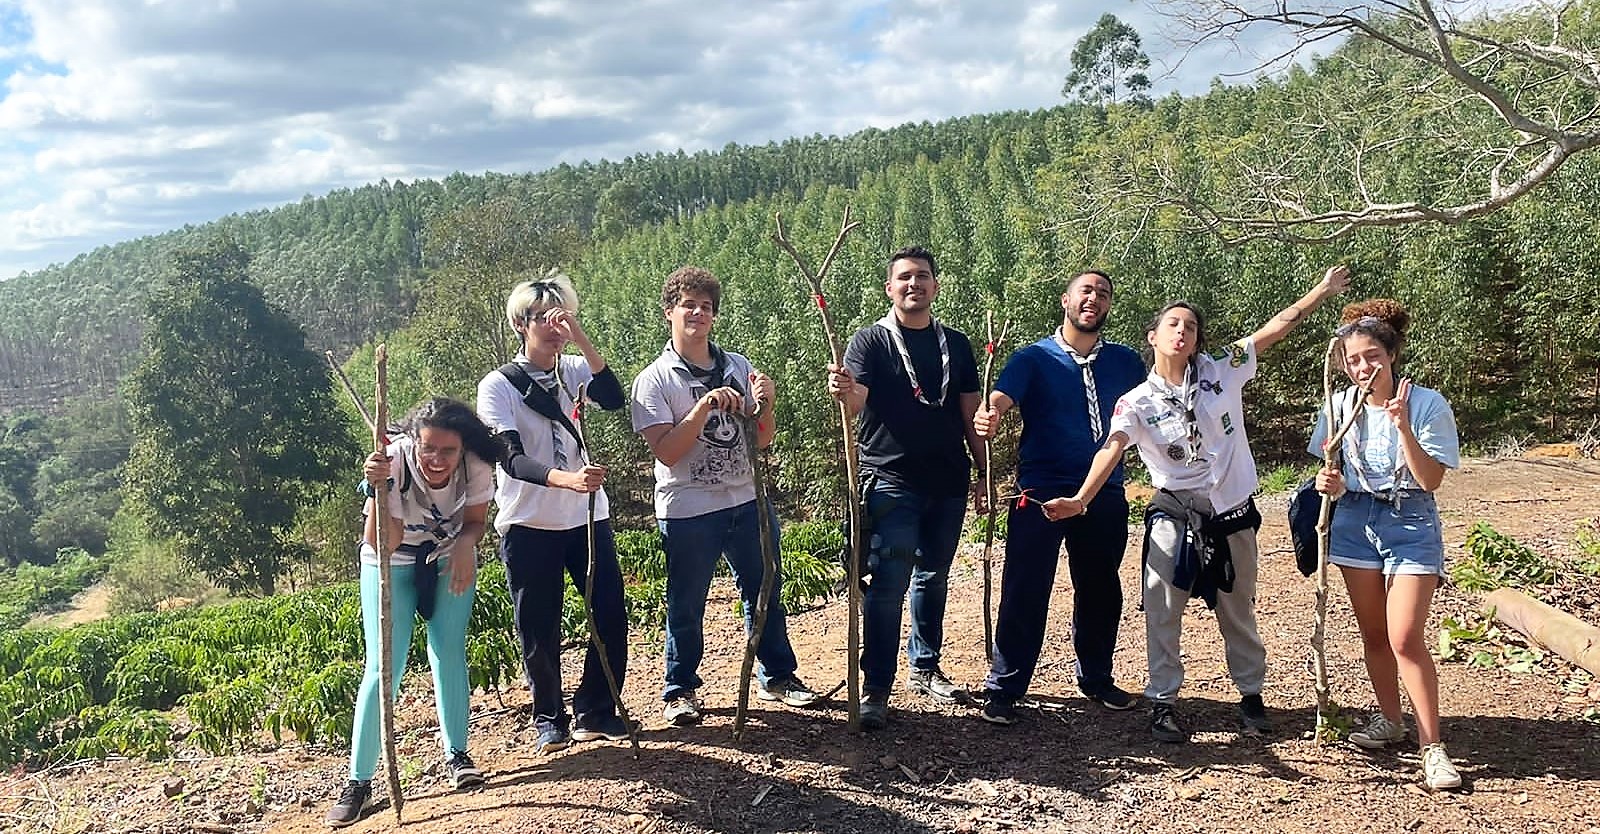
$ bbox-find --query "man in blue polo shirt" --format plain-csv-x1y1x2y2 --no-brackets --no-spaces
972,269,1145,725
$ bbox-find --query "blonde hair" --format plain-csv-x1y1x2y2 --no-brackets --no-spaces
505,268,579,329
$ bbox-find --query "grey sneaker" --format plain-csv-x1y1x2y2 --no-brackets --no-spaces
860,690,890,731
446,749,483,789
907,667,963,704
534,724,571,754
572,713,634,742
663,692,703,726
758,675,820,707
325,780,373,828
1350,714,1407,749
1421,743,1462,791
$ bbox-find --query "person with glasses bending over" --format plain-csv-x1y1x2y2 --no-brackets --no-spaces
1310,299,1463,791
1069,265,1349,743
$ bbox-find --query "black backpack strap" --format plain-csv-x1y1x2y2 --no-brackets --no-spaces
497,362,585,453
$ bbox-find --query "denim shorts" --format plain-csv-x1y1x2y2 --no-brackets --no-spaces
1328,490,1445,577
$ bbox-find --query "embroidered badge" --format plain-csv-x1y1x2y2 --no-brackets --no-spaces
1221,412,1235,435
1166,442,1187,462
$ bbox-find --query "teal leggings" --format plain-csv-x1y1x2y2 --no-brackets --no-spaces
349,559,475,781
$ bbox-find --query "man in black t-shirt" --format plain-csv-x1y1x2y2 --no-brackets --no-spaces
827,246,983,730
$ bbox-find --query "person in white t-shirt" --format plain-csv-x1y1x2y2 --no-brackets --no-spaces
1310,299,1463,792
476,271,632,755
327,398,499,828
1070,265,1349,744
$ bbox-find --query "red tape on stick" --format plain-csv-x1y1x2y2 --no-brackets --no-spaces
813,293,827,310
985,341,995,355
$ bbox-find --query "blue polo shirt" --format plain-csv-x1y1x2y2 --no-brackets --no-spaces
995,337,1145,494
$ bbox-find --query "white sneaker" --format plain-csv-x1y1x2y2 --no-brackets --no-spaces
1421,743,1462,791
1350,713,1407,749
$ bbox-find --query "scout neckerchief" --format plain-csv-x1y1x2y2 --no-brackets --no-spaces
1147,363,1201,465
669,341,732,393
516,355,582,471
877,312,950,408
1343,385,1411,505
1054,328,1105,441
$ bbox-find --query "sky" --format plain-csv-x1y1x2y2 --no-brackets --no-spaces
0,0,1309,278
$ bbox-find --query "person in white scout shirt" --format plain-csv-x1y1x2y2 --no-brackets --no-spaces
1068,265,1350,743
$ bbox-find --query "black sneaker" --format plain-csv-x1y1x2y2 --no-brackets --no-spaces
906,667,963,704
860,690,890,731
980,693,1018,726
325,780,373,828
1151,702,1188,744
758,674,820,707
573,713,634,742
447,749,483,789
1081,683,1139,711
1238,694,1272,735
535,724,571,754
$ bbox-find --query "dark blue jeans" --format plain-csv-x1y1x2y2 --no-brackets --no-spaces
660,499,797,700
984,487,1130,700
501,521,628,733
861,482,967,693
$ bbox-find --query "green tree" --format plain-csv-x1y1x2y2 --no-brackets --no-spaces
1062,14,1152,107
123,240,355,596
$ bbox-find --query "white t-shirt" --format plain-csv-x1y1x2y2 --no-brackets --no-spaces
361,434,495,566
477,354,611,534
1107,337,1260,514
630,343,758,520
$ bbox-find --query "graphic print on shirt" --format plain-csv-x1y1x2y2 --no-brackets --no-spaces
689,379,750,486
405,501,453,546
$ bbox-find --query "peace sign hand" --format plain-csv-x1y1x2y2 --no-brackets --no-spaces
1384,377,1413,435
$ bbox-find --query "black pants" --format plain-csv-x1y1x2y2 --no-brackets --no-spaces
501,521,628,732
984,488,1130,700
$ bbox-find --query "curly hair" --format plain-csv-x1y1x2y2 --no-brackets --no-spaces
392,397,506,466
660,266,721,313
1336,297,1409,359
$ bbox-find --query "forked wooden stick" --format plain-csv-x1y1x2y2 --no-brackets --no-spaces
571,382,641,758
371,345,404,822
733,403,779,740
979,312,1011,663
770,206,864,731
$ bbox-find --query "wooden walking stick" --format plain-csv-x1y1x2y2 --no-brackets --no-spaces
733,402,779,740
1311,338,1376,742
371,345,405,821
771,206,864,731
979,312,1010,663
325,351,375,433
571,382,642,758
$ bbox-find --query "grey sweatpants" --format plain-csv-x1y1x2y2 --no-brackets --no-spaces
1142,493,1266,704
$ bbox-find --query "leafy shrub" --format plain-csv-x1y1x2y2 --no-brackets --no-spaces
1452,522,1555,591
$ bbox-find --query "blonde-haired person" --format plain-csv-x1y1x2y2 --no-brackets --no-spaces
476,269,632,754
1310,299,1463,791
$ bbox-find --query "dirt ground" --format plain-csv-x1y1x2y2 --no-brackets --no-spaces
4,457,1598,834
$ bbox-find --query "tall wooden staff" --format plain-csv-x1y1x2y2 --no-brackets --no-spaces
371,346,405,821
1312,339,1375,741
979,312,1010,663
571,383,641,758
733,403,779,740
771,206,864,731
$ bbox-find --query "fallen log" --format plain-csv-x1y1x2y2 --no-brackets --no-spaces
1484,587,1600,677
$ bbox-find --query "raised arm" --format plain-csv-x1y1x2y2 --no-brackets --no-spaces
1248,264,1351,354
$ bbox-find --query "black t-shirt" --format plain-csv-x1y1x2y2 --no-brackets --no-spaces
845,320,980,497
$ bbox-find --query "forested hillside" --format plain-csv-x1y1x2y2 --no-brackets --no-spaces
2,2,1598,576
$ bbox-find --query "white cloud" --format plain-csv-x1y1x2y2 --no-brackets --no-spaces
0,0,1300,277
